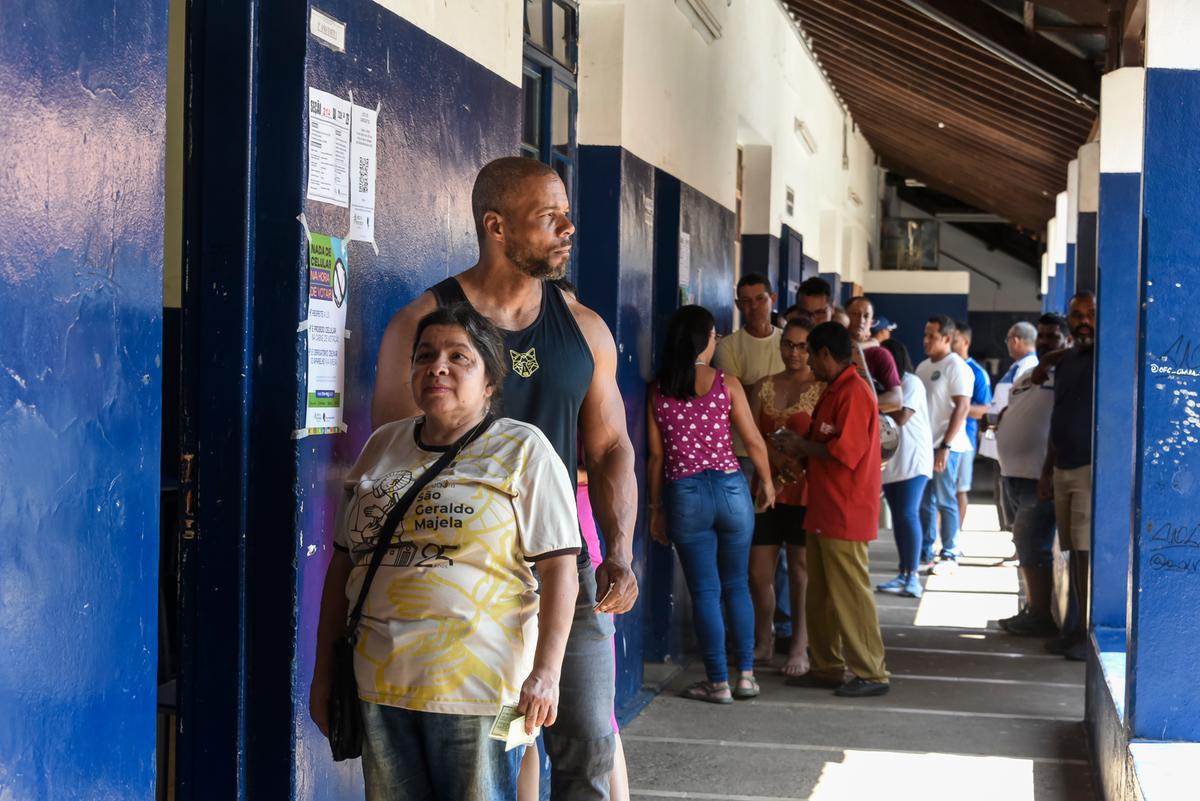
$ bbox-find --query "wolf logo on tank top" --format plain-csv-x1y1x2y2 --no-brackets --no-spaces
509,347,540,378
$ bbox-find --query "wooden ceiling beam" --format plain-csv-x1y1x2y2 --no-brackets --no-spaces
792,0,1095,119
829,75,1076,169
835,89,1071,187
1029,0,1109,27
876,148,1053,230
1122,0,1146,66
853,118,1061,207
806,28,1093,147
896,0,1101,105
798,13,1091,131
791,0,1096,125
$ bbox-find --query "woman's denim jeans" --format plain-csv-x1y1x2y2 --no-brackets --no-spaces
664,469,756,683
884,474,930,573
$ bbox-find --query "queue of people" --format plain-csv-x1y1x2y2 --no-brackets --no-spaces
306,155,1094,801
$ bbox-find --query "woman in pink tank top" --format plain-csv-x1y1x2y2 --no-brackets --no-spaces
646,306,776,704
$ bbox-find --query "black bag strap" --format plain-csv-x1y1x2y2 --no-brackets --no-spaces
344,414,493,639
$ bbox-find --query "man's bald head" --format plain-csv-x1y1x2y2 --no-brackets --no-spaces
471,157,560,240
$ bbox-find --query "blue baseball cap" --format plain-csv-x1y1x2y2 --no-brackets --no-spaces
872,316,897,333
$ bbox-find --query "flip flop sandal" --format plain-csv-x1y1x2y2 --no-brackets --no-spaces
678,681,733,705
732,676,760,700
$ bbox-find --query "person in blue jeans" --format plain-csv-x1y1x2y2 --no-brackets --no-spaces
647,305,776,704
877,340,933,597
914,315,974,572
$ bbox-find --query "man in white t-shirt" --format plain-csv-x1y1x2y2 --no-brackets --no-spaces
714,272,784,474
995,314,1071,636
915,315,972,573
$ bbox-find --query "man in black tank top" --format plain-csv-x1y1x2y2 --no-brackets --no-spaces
371,158,637,800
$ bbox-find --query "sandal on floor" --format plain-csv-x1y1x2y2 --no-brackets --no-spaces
732,676,760,700
678,680,734,705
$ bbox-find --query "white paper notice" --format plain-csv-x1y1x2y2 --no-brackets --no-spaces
348,103,378,245
307,87,352,208
678,232,692,288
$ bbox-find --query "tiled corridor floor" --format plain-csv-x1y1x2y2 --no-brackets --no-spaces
623,504,1095,801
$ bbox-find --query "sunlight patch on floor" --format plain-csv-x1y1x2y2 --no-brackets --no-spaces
808,749,1035,801
912,590,1020,629
961,502,1002,533
924,565,1020,594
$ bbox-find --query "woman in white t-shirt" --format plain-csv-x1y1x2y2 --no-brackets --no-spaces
877,339,934,598
310,304,581,801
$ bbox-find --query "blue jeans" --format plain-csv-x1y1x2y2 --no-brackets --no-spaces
884,475,929,573
361,702,523,801
1002,476,1056,568
665,469,756,682
920,450,962,562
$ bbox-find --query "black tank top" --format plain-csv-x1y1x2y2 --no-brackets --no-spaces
429,276,595,494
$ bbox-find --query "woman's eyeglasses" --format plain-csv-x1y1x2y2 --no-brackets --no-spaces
781,341,807,352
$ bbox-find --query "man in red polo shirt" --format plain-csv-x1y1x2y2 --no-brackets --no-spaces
780,322,890,697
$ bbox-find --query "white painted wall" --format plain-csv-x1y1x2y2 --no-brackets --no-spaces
371,0,523,86
895,201,1042,312
578,0,880,282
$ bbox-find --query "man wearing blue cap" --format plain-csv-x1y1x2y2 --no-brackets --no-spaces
871,317,897,345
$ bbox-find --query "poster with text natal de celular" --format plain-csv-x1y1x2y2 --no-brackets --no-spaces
304,233,349,435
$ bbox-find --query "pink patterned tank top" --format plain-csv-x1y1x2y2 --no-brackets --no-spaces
654,370,741,481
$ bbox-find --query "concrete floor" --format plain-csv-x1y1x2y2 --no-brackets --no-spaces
622,502,1095,801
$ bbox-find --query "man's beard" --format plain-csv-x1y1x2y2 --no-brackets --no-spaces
507,240,568,280
1072,325,1094,346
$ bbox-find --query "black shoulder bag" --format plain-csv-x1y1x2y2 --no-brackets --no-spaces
328,415,493,761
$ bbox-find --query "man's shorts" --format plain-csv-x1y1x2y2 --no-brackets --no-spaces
955,448,976,493
1053,465,1092,551
752,503,807,547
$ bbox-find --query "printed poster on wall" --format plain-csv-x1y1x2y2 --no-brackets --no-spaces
307,87,352,208
348,102,378,245
304,233,349,434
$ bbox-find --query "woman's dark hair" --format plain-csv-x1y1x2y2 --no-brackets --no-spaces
657,305,716,400
412,302,508,412
880,337,914,375
783,315,816,334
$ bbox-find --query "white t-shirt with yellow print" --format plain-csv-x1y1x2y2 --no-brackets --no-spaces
334,416,581,717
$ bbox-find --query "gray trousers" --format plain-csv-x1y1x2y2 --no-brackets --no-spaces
542,564,617,800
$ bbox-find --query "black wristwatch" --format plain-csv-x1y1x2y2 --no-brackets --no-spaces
936,442,951,451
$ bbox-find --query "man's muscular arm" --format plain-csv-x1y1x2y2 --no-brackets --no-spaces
371,292,439,430
573,303,639,615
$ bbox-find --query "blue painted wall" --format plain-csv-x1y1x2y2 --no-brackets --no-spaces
578,148,736,710
576,145,656,714
1092,172,1140,636
1127,66,1200,742
0,1,168,798
870,292,970,373
742,234,780,303
291,3,523,795
680,182,736,332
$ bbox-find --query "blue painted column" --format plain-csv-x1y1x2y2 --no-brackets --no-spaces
1091,69,1144,641
1066,159,1080,299
1076,143,1100,295
1041,252,1051,314
1127,0,1200,741
1046,215,1061,313
1055,195,1070,311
